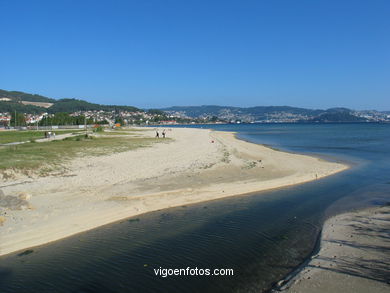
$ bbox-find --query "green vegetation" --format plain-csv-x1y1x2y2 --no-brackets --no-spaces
0,135,162,173
39,112,94,126
221,149,231,163
10,112,27,127
147,109,166,115
309,111,367,122
122,128,148,131
243,160,258,169
114,117,125,125
147,109,169,123
161,105,324,119
0,89,380,124
0,130,82,144
0,89,56,103
93,126,104,133
0,89,52,118
0,101,45,115
0,89,141,114
89,128,145,136
47,98,141,114
97,131,138,136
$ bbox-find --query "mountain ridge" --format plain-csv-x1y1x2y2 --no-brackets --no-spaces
0,89,141,114
1,89,389,122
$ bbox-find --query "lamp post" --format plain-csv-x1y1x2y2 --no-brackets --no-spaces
84,115,87,137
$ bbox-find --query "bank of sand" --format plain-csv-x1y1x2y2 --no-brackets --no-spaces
0,128,347,256
280,205,390,293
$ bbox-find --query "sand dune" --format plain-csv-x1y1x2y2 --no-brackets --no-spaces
0,127,347,256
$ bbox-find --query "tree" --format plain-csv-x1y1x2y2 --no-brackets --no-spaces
38,113,96,126
10,112,26,127
115,117,125,125
148,109,166,115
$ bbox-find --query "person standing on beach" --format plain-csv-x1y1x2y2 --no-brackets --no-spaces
156,130,159,138
162,129,166,138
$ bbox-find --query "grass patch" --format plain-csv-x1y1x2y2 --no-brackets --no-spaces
200,162,216,169
93,128,149,136
97,131,139,136
118,128,148,132
221,149,231,163
242,160,258,169
0,135,166,173
0,130,83,144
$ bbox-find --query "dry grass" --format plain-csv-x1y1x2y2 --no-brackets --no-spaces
0,135,168,174
0,130,83,144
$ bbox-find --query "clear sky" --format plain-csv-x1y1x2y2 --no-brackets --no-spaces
0,0,389,110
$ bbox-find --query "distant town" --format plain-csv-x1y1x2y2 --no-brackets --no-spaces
0,89,389,128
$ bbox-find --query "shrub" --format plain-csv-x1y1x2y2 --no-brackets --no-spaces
93,126,104,133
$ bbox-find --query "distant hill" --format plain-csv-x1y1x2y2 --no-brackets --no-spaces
47,98,141,113
160,105,380,122
161,105,325,121
0,89,141,114
161,105,324,120
1,89,387,122
308,111,367,122
0,89,56,103
0,100,46,114
161,105,234,118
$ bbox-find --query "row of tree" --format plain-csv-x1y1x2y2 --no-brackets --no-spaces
2,111,223,127
39,113,96,126
5,112,110,127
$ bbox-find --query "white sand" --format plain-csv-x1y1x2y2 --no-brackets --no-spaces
281,206,390,293
0,127,347,256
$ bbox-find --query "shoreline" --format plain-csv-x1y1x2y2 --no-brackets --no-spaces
268,223,324,292
0,127,348,257
276,205,390,293
234,133,353,167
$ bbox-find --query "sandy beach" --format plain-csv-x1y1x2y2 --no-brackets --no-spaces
0,127,348,256
280,205,390,293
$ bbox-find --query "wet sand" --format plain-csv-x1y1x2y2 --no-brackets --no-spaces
280,205,390,293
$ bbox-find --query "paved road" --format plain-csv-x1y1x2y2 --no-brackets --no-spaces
0,132,82,146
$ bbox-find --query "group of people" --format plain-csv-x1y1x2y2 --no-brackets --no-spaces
155,129,166,138
44,131,56,139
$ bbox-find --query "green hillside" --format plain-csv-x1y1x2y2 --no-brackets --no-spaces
47,98,141,113
0,89,56,103
161,105,325,119
309,111,367,122
0,101,46,114
0,89,141,114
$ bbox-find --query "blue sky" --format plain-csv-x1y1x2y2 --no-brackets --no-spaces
0,0,389,110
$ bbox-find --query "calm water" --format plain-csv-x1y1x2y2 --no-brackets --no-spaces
0,123,389,293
